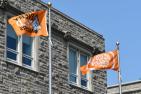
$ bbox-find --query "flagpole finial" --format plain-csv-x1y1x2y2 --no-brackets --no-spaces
116,42,120,46
47,2,52,8
116,42,120,50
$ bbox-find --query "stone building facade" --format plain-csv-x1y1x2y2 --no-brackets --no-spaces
0,0,106,94
107,80,141,94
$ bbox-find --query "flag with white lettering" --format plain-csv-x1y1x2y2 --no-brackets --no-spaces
80,50,119,75
8,10,48,37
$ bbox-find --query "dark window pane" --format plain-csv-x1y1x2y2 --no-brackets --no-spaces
23,43,31,55
22,35,32,56
23,57,31,66
7,25,18,50
7,36,17,50
7,51,17,61
80,54,87,66
69,48,77,74
70,75,77,83
81,79,87,87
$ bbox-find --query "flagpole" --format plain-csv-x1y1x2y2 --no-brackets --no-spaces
116,42,122,94
47,2,52,94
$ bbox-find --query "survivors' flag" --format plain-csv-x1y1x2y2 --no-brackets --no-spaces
80,50,119,75
8,10,48,37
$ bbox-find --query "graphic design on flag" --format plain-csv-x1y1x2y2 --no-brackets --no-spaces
8,10,48,37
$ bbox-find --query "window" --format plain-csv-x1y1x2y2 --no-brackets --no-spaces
6,24,38,71
69,46,92,90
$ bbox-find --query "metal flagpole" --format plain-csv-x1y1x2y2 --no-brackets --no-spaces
47,2,52,94
116,42,122,94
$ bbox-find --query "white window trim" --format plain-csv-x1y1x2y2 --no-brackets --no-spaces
68,42,93,91
5,13,39,72
31,36,39,71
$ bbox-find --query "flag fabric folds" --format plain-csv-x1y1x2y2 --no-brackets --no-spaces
80,50,119,75
80,65,90,75
8,10,48,37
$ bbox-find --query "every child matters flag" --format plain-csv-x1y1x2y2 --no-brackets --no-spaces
8,10,48,37
81,50,119,75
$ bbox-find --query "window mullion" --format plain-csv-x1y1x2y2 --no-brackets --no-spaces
87,56,91,90
31,37,35,70
86,56,93,91
77,50,81,86
18,36,23,66
31,36,38,71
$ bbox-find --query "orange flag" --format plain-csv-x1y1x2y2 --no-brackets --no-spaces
8,10,48,37
80,50,119,75
80,65,90,75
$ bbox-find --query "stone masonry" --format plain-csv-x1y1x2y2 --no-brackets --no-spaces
0,0,106,94
108,80,141,94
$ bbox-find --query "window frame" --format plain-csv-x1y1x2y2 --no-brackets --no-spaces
68,42,93,91
5,13,39,72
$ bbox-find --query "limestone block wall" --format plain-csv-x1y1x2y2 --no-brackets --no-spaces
108,80,141,94
0,0,106,94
